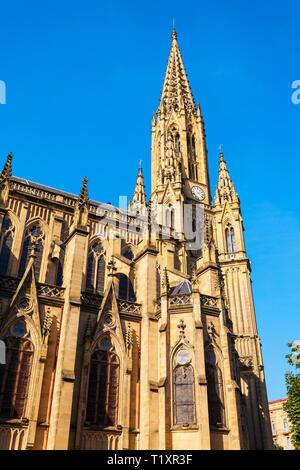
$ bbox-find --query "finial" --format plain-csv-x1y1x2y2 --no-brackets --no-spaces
218,145,225,162
171,20,177,40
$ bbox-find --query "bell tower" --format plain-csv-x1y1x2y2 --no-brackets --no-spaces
151,28,211,206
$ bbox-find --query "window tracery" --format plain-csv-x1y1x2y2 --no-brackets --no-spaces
86,241,106,294
18,224,44,280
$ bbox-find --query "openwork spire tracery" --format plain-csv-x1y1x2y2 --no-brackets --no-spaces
159,29,195,115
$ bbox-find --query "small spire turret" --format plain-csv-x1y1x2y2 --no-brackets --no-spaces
128,163,146,212
214,147,239,205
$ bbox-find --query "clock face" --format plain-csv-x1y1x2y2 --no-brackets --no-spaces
191,186,205,201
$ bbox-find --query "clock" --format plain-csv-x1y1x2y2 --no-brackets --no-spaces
191,186,205,201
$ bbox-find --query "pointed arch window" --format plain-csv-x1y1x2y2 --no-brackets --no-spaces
0,216,15,276
118,274,136,302
86,241,106,294
165,205,175,229
205,348,226,427
86,341,119,426
18,225,44,280
225,225,236,253
0,322,33,419
173,351,196,425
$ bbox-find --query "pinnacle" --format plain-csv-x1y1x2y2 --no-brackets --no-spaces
214,148,238,205
131,163,146,207
77,176,89,208
0,152,13,183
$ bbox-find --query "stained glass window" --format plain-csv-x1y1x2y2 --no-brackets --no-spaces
0,324,33,419
86,349,119,426
173,364,196,425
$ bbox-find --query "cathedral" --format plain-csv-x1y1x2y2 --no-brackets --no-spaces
0,29,272,450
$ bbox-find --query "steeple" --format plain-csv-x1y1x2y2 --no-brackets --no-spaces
151,30,211,203
214,148,239,205
159,28,195,116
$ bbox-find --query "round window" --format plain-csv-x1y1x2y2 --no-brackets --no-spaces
176,349,191,365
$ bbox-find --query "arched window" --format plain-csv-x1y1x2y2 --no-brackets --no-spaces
118,274,136,302
0,322,33,419
86,242,106,294
225,225,236,253
205,348,226,427
18,225,44,280
0,216,14,275
165,205,175,229
86,342,119,426
173,357,196,425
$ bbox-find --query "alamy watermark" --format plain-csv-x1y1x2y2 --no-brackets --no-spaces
291,80,300,104
93,197,205,251
0,80,6,104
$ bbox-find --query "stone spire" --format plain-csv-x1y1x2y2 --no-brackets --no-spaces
214,148,239,205
159,28,195,115
129,163,146,211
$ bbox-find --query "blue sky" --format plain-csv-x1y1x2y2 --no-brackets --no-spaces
0,0,299,401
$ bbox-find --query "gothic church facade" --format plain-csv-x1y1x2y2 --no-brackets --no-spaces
0,30,272,450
